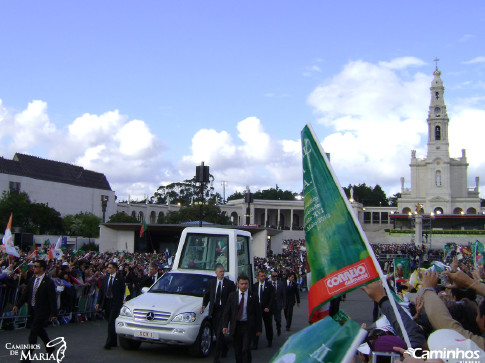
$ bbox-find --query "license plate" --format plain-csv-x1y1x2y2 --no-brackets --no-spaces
136,330,158,339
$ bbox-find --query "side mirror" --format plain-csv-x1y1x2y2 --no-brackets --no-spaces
141,287,150,294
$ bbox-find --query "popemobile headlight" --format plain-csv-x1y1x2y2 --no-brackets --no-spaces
119,305,133,317
172,312,196,323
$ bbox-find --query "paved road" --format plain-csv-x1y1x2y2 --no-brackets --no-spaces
0,289,374,363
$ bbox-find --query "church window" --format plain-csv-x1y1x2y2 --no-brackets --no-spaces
435,170,442,186
435,125,441,141
435,91,439,100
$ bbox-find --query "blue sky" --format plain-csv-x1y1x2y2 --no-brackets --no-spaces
1,1,485,201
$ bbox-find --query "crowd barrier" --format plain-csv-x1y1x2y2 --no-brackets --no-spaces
0,283,101,331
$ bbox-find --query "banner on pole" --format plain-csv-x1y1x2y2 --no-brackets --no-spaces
302,124,379,323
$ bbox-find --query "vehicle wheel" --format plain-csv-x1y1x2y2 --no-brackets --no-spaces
119,336,142,350
190,320,212,357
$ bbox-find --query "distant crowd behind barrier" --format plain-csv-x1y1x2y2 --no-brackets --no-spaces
0,239,480,330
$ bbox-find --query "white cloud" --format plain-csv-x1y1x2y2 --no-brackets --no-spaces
181,117,302,193
378,57,426,70
463,56,485,65
0,99,171,200
307,58,432,188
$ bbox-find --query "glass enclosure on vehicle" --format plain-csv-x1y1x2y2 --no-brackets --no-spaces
179,233,229,271
150,272,215,297
237,235,252,282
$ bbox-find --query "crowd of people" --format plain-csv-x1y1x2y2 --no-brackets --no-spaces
3,238,485,362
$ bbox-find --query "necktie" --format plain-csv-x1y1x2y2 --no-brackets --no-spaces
273,281,277,290
259,284,263,303
237,292,245,321
107,276,113,298
32,277,40,306
216,281,222,306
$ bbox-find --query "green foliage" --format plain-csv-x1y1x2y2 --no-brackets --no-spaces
80,241,99,251
152,176,219,206
343,183,389,206
227,191,244,201
227,185,298,201
63,212,102,238
254,185,297,200
0,191,63,234
108,212,139,223
30,203,64,234
165,204,231,225
389,193,402,207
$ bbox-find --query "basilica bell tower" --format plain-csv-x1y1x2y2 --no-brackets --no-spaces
397,62,480,216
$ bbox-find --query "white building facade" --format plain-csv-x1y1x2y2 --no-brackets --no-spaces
0,153,116,221
398,67,481,215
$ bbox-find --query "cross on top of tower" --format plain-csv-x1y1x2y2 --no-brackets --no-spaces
433,57,441,76
434,57,440,69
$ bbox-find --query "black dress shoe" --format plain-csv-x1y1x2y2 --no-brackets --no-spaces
103,345,111,350
268,341,273,348
277,329,281,336
286,328,290,332
251,345,258,350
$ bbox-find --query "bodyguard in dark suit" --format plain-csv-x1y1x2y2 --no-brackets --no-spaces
13,260,57,354
252,270,275,348
269,271,286,336
222,275,262,363
283,272,300,331
95,262,126,349
201,263,235,363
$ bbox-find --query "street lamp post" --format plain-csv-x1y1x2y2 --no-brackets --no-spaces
195,162,210,227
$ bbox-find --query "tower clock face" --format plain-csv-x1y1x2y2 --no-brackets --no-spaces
434,107,441,117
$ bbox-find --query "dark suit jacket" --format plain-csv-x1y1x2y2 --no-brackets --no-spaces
97,273,126,308
141,273,159,288
18,275,57,319
253,280,275,312
285,280,300,307
222,290,262,337
202,277,236,317
270,280,286,310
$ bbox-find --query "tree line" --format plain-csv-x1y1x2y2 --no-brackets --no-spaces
0,182,404,234
0,191,101,237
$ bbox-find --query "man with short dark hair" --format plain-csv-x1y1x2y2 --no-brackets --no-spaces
141,262,160,287
96,262,126,349
13,259,58,355
270,271,286,336
252,270,274,348
284,272,300,332
223,275,262,363
201,263,235,363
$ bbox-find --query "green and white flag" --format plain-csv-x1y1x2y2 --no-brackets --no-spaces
270,315,367,363
472,240,484,268
301,124,379,323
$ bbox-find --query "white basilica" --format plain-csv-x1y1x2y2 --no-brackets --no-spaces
397,66,481,216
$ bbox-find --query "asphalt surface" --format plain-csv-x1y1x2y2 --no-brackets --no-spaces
0,289,374,363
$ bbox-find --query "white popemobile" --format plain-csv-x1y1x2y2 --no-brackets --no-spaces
115,227,254,357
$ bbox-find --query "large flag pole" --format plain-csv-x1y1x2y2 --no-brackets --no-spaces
302,124,411,348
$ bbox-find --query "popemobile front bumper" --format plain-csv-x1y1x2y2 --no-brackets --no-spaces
115,314,202,345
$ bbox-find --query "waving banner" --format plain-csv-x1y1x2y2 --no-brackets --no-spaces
270,315,366,363
302,124,379,323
